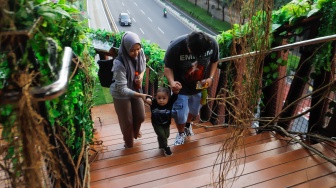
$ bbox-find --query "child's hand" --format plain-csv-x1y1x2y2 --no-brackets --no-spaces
172,88,180,94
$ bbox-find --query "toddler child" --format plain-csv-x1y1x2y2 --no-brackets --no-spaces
146,87,178,156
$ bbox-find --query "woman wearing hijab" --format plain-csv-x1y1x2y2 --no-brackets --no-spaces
110,31,150,148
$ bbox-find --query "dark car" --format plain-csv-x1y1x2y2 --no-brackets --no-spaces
119,13,132,26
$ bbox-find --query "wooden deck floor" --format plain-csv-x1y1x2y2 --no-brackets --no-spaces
89,103,336,188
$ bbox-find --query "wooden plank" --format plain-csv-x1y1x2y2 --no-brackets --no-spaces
90,128,233,171
90,133,296,187
155,143,335,188
290,172,336,188
90,123,224,161
247,163,336,187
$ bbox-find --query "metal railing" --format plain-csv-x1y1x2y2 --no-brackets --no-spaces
218,34,336,63
0,47,73,104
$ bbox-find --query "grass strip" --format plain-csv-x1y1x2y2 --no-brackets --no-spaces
168,0,231,32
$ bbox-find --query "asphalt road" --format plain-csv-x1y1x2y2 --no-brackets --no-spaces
87,0,112,31
88,0,218,50
106,0,194,50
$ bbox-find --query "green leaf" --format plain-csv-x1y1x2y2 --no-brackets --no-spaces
280,59,288,66
272,24,282,32
279,31,287,36
270,52,277,59
40,12,58,21
4,146,15,160
270,63,278,70
294,27,303,35
54,7,71,18
307,8,319,17
51,109,61,118
276,58,283,64
273,72,279,79
263,66,270,73
72,98,78,104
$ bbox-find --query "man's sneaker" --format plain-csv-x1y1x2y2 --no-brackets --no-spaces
174,132,186,145
184,125,194,136
162,147,173,156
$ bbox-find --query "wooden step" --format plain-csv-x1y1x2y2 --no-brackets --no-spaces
155,143,336,188
89,103,336,187
90,132,303,187
290,173,336,188
90,122,218,161
90,127,233,171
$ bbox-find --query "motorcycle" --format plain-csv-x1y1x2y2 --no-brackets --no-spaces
164,10,167,18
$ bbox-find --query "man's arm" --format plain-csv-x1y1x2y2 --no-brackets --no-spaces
209,61,219,78
205,61,219,87
164,66,182,92
164,66,175,86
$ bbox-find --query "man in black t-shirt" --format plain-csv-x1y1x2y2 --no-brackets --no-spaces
164,31,219,145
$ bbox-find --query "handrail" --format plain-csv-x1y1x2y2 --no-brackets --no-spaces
218,34,336,63
0,47,73,104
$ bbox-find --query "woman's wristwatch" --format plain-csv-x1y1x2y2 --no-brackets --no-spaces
209,76,214,82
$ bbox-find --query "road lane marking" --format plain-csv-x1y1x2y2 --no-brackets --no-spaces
148,17,152,22
158,27,164,34
141,10,145,14
139,28,145,34
101,0,118,32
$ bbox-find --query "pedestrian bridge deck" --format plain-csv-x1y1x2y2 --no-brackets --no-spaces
89,103,336,188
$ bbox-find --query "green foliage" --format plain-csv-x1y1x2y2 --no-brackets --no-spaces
32,1,95,158
141,39,167,86
87,28,123,47
286,52,300,74
87,29,168,90
168,0,231,32
310,0,336,74
1,0,95,159
272,0,316,27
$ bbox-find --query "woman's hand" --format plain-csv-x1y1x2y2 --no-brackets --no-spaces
134,77,142,88
145,96,152,105
139,93,152,103
135,72,144,89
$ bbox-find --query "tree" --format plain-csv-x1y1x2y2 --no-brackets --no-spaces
222,0,232,21
217,0,221,9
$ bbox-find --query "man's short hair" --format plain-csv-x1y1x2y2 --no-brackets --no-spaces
187,31,212,58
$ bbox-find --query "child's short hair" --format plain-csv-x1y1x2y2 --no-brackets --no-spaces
156,87,171,97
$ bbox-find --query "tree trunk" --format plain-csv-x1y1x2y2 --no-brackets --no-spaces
207,0,210,13
222,5,225,21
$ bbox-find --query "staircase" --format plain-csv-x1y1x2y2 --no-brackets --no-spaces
89,103,336,188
